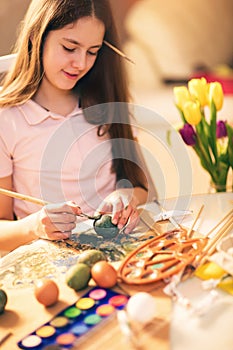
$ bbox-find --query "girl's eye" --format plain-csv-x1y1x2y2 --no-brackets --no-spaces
63,46,75,52
62,45,99,56
87,51,98,56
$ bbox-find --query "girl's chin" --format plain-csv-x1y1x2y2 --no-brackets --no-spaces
58,81,79,91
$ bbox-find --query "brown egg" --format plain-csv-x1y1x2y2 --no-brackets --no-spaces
91,261,118,288
34,279,59,307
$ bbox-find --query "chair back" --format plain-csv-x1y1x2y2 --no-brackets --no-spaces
0,54,16,74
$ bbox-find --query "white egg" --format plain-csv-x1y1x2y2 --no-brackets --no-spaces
126,292,156,324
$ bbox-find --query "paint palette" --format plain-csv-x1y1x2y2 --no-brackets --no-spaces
118,228,208,285
17,287,129,349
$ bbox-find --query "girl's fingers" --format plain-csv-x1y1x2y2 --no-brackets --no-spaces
39,216,76,237
42,230,71,240
66,201,83,216
111,197,125,225
117,204,132,229
45,202,79,217
124,208,140,234
38,202,78,239
52,222,76,233
42,212,77,224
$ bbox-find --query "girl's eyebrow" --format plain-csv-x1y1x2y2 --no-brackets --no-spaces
62,37,102,49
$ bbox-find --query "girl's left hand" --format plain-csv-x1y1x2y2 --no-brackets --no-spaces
97,189,140,234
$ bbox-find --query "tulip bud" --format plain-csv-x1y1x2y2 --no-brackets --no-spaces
209,82,223,111
183,101,202,126
188,78,208,107
216,120,227,138
173,86,190,109
179,124,197,146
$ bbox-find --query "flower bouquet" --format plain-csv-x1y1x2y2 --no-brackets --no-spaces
173,78,233,192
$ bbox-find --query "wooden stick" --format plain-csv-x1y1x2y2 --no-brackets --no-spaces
181,211,233,280
206,209,233,236
204,217,233,256
0,331,12,346
195,211,233,266
0,188,48,206
103,40,135,64
187,204,204,238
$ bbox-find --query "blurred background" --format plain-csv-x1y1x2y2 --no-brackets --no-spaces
1,0,233,198
1,0,233,87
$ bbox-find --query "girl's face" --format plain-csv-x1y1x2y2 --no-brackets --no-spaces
41,16,105,92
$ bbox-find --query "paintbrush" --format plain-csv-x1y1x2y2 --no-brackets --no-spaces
0,188,48,206
103,40,135,64
0,188,100,220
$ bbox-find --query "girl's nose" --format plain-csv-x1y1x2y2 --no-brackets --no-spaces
72,52,87,70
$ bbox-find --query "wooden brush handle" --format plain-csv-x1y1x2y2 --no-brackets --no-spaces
0,188,48,206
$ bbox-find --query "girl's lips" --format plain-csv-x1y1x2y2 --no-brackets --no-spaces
63,70,79,80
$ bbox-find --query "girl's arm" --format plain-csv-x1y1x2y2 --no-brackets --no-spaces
0,175,36,251
0,176,81,252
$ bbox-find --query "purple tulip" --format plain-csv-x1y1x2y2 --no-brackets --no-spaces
179,123,197,146
216,120,227,138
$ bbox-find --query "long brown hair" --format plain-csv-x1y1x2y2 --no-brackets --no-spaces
0,0,155,195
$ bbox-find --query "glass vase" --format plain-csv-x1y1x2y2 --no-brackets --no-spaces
209,182,227,193
208,170,233,193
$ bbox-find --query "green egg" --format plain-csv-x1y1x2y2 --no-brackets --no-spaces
78,249,106,267
66,263,91,291
93,215,119,239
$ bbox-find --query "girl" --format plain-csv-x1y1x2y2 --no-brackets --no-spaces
0,0,156,252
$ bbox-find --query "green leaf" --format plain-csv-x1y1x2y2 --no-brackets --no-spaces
196,122,213,166
209,100,218,162
193,141,214,175
226,124,233,167
175,104,186,123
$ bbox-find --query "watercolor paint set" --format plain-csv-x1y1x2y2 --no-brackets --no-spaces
17,287,129,349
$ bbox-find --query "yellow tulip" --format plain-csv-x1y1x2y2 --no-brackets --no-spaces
173,86,191,109
188,78,208,107
183,100,202,125
208,82,223,110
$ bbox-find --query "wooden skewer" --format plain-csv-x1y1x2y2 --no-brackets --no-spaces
181,210,233,281
195,210,233,266
196,224,232,267
103,40,135,64
0,331,12,346
187,204,204,238
203,216,233,256
0,188,48,206
206,209,233,236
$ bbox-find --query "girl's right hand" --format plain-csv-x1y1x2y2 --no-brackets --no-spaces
34,201,82,240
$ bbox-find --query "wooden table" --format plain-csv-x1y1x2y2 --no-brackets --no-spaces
0,192,232,350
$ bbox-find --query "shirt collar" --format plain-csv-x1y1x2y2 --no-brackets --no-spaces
18,99,82,125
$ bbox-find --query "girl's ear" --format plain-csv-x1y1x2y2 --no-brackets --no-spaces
29,34,34,45
29,30,37,46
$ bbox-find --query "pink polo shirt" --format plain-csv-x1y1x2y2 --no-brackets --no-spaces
0,100,116,218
